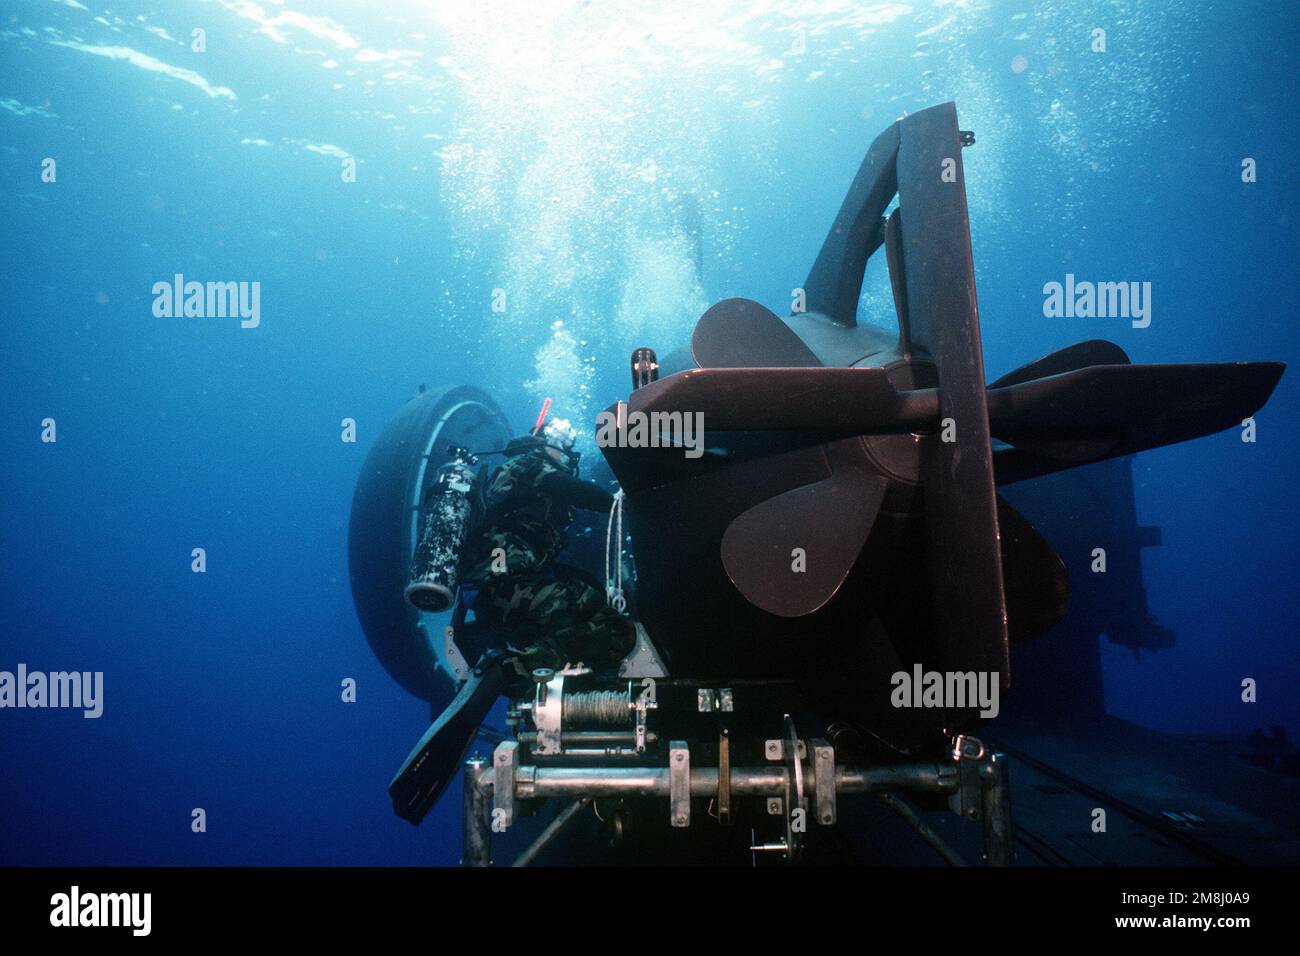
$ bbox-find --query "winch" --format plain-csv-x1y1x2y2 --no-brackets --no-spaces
516,667,658,757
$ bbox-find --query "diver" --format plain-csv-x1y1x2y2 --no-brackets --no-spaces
391,410,639,825
458,414,636,675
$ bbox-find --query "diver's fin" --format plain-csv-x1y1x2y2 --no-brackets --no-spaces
721,466,888,618
802,119,900,327
987,361,1285,463
388,651,513,825
691,298,822,368
989,339,1131,388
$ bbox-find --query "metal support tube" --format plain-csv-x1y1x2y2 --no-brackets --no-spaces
512,761,957,801
836,762,958,795
979,751,1013,866
511,798,593,867
877,793,969,867
461,756,493,867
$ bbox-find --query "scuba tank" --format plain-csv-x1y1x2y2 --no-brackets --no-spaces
405,445,484,613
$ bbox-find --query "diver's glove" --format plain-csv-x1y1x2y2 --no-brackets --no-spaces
537,470,616,513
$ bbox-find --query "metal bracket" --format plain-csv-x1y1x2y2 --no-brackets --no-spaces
811,738,836,826
764,738,807,761
632,678,657,754
618,622,669,679
492,741,519,828
959,129,975,147
949,734,986,822
531,673,565,756
782,715,806,860
697,687,735,712
669,741,690,827
441,625,471,682
716,727,732,825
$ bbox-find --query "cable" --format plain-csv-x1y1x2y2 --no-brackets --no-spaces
604,489,626,613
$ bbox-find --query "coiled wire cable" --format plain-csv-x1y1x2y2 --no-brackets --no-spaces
604,488,626,613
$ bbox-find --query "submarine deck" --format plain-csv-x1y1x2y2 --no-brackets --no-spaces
833,714,1300,867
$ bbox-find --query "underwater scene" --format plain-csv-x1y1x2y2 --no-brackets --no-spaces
1,0,1297,888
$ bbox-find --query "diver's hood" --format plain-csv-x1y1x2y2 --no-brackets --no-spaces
505,432,580,472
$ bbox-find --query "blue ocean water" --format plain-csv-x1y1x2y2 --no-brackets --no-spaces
1,1,1296,865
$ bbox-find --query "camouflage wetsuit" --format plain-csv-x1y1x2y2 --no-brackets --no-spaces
460,447,635,674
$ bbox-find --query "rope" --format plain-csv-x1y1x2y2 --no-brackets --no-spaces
604,489,626,613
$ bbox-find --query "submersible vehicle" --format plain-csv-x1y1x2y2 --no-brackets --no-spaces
348,102,1287,866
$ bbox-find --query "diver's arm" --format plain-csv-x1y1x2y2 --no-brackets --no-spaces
537,471,616,513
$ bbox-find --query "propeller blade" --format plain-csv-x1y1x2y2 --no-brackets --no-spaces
997,497,1071,644
989,339,1131,389
988,362,1285,460
691,298,822,369
721,466,888,618
627,366,938,434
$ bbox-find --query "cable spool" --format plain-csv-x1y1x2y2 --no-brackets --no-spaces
562,688,633,729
